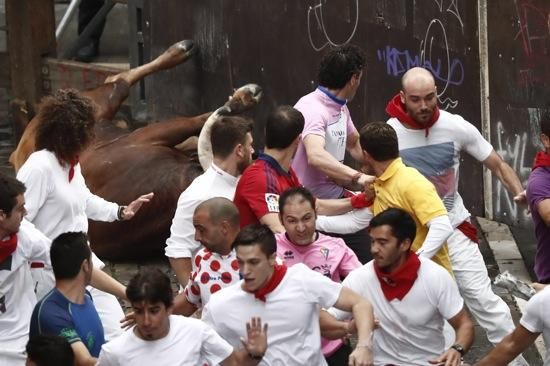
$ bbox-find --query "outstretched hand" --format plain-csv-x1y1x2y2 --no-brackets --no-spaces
429,348,462,366
122,192,154,220
120,311,136,330
240,317,268,359
348,345,374,366
513,190,527,206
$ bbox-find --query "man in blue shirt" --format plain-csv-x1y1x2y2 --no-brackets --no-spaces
30,232,104,366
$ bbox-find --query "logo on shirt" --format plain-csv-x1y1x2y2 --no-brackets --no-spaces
312,264,332,278
283,250,294,260
265,193,280,213
320,247,329,259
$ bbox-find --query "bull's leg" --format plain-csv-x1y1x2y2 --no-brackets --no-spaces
105,40,197,85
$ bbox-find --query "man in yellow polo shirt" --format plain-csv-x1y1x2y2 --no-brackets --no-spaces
315,121,453,272
362,121,453,272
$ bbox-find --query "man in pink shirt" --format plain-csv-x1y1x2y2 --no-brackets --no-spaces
276,186,361,366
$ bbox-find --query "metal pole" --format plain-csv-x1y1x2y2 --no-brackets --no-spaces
55,0,81,40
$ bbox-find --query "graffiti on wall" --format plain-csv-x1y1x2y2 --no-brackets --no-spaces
307,0,359,51
494,109,544,225
375,1,466,110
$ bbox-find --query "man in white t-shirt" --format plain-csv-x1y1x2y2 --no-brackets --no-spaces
98,268,267,366
328,208,474,366
475,284,550,365
166,116,254,288
172,197,241,316
203,224,375,366
385,67,526,351
0,175,51,366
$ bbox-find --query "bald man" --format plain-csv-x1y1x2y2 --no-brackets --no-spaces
385,67,526,362
173,197,242,316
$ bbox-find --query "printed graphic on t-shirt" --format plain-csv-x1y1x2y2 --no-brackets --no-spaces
400,142,456,212
325,112,347,162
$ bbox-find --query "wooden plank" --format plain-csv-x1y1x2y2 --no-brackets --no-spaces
42,58,128,93
0,52,10,88
6,0,56,108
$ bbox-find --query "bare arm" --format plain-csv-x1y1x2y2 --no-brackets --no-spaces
346,130,364,162
319,310,353,340
333,287,375,365
71,342,97,366
90,269,126,300
259,213,286,234
475,325,538,366
316,198,353,216
483,151,524,198
172,292,198,317
304,135,361,186
169,257,193,288
535,199,550,226
430,308,474,366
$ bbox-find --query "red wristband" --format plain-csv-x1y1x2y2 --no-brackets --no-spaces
350,192,373,209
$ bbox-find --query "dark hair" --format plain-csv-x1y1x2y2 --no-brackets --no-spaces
0,173,26,216
35,89,96,165
50,232,91,280
232,224,277,257
540,111,550,138
210,116,253,159
359,122,399,161
318,44,366,89
279,187,315,215
368,208,416,244
195,197,240,228
26,335,75,366
265,106,304,149
126,268,174,308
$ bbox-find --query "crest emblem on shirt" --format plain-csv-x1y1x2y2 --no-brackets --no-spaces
265,193,280,212
320,247,329,259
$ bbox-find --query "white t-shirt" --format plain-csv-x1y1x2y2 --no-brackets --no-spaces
520,287,550,366
0,220,51,353
202,263,342,366
97,315,233,366
16,149,119,240
165,164,239,259
329,257,464,366
388,111,493,227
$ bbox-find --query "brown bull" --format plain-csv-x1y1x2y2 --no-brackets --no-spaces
11,40,262,260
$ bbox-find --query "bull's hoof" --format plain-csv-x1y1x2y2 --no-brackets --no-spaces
154,39,197,70
226,84,263,113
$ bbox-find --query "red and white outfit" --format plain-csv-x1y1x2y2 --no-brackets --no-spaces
0,220,51,365
387,96,515,344
184,248,240,308
17,149,124,340
330,255,464,366
276,232,361,357
203,263,342,365
165,164,239,260
97,315,234,366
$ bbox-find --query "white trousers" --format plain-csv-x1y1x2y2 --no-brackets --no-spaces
31,252,124,341
448,227,515,344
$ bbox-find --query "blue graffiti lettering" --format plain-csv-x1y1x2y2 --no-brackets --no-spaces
377,46,464,86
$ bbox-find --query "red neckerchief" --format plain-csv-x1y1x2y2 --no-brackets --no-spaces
385,94,440,137
532,151,550,171
457,221,479,244
252,263,287,302
68,156,79,182
373,251,421,301
0,233,17,263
